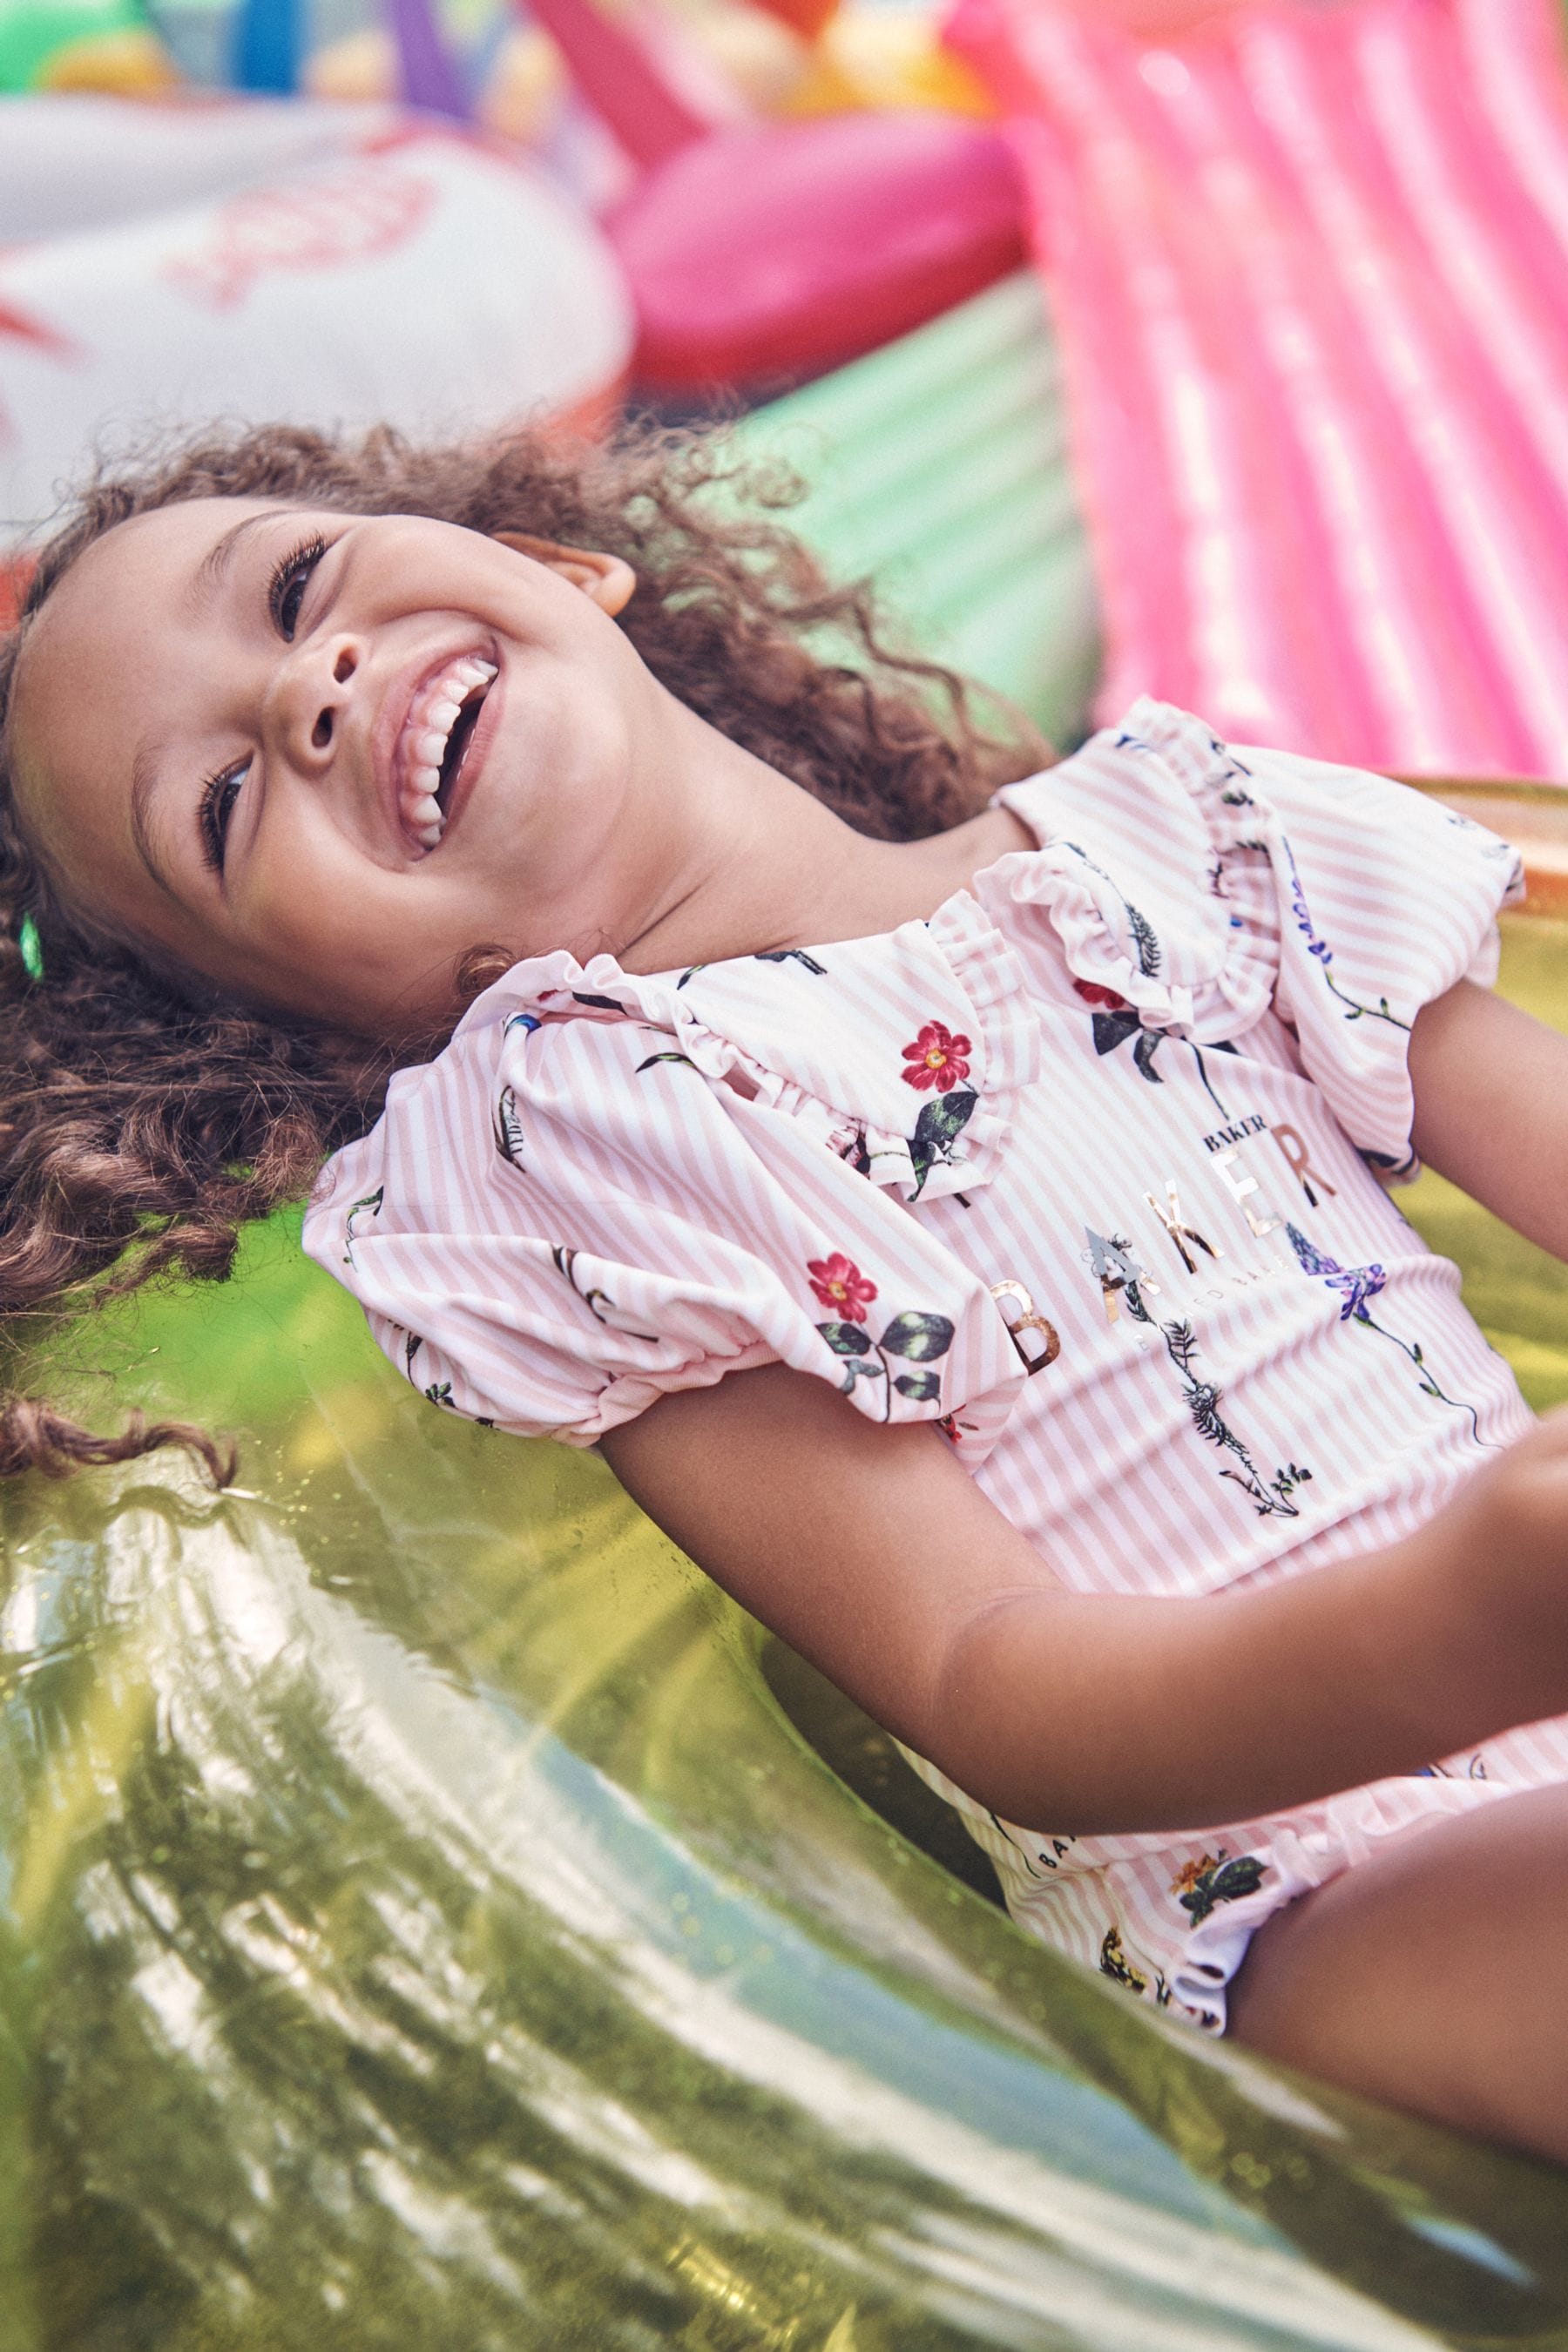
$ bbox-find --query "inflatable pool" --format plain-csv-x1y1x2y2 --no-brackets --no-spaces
4,885,1568,2348
736,268,1101,750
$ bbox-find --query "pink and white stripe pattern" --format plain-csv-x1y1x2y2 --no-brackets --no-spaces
307,702,1551,2028
950,0,1568,779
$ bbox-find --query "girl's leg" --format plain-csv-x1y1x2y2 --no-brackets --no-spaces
1227,1783,1568,2164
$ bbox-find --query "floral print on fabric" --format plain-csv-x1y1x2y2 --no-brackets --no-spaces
305,697,1538,2048
807,1254,878,1321
550,1244,657,1342
1071,959,1240,1117
1098,1925,1147,1994
908,1088,978,1197
494,1085,526,1167
902,1020,973,1092
341,1186,384,1268
1100,1236,1313,1517
1063,841,1165,988
811,1255,956,1418
1286,1224,1490,1444
1281,836,1410,1033
834,1088,982,1198
1171,1851,1267,1924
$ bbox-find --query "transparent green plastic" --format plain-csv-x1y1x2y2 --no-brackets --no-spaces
3,923,1566,2349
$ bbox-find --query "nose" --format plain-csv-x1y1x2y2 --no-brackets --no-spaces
267,633,362,768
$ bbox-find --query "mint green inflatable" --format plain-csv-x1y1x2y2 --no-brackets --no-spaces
0,0,152,85
734,271,1102,754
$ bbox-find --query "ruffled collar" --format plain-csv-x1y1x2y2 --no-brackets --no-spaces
986,696,1280,1044
452,890,1042,1205
448,699,1278,1196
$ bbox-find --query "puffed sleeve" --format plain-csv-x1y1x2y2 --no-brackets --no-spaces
997,699,1525,1183
1233,735,1525,1178
302,1004,1027,1456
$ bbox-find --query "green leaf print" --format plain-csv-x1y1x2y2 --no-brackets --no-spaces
909,1089,977,1197
342,1186,384,1268
1173,1852,1267,1924
754,948,828,975
1132,1031,1165,1085
880,1310,957,1361
493,1086,526,1167
1107,1241,1310,1517
636,1051,699,1074
810,1260,956,1419
1091,1008,1141,1058
815,1321,873,1356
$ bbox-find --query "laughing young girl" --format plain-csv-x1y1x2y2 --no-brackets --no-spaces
6,422,1568,2164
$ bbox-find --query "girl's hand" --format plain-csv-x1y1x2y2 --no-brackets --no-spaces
604,1366,1568,1837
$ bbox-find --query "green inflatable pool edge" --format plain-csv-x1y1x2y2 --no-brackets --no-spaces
0,907,1566,2351
731,272,1104,756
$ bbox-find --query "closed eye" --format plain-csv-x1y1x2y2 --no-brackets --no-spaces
199,758,249,875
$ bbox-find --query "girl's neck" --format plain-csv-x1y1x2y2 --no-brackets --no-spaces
612,695,1036,976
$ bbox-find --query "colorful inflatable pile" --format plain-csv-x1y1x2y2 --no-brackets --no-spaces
0,98,632,541
0,0,995,148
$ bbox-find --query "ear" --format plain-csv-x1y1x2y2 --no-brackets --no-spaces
490,531,636,617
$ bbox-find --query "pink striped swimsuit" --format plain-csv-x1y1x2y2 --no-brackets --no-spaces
305,699,1553,2030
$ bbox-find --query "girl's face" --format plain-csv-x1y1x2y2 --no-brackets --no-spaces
7,498,667,1035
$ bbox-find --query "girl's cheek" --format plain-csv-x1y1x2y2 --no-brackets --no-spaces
243,848,365,976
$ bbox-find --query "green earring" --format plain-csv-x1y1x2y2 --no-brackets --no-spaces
18,913,43,982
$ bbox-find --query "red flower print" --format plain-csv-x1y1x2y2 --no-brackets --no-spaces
807,1254,878,1321
900,1020,972,1092
1072,978,1129,1010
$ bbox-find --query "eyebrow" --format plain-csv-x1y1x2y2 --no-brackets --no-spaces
132,507,294,892
184,508,287,625
129,732,179,900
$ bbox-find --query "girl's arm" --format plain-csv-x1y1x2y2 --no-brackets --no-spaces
602,1361,1568,1836
1409,979,1568,1260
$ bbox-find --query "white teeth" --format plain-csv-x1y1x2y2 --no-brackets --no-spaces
394,650,496,852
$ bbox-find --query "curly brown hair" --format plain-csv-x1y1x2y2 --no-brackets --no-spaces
0,417,1044,1484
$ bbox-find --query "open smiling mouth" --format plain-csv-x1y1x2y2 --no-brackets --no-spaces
398,653,497,852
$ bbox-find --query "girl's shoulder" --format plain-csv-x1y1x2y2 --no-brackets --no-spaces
312,882,1044,1243
299,932,1035,1457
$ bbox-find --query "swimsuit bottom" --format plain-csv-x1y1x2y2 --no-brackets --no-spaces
902,1711,1568,2031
